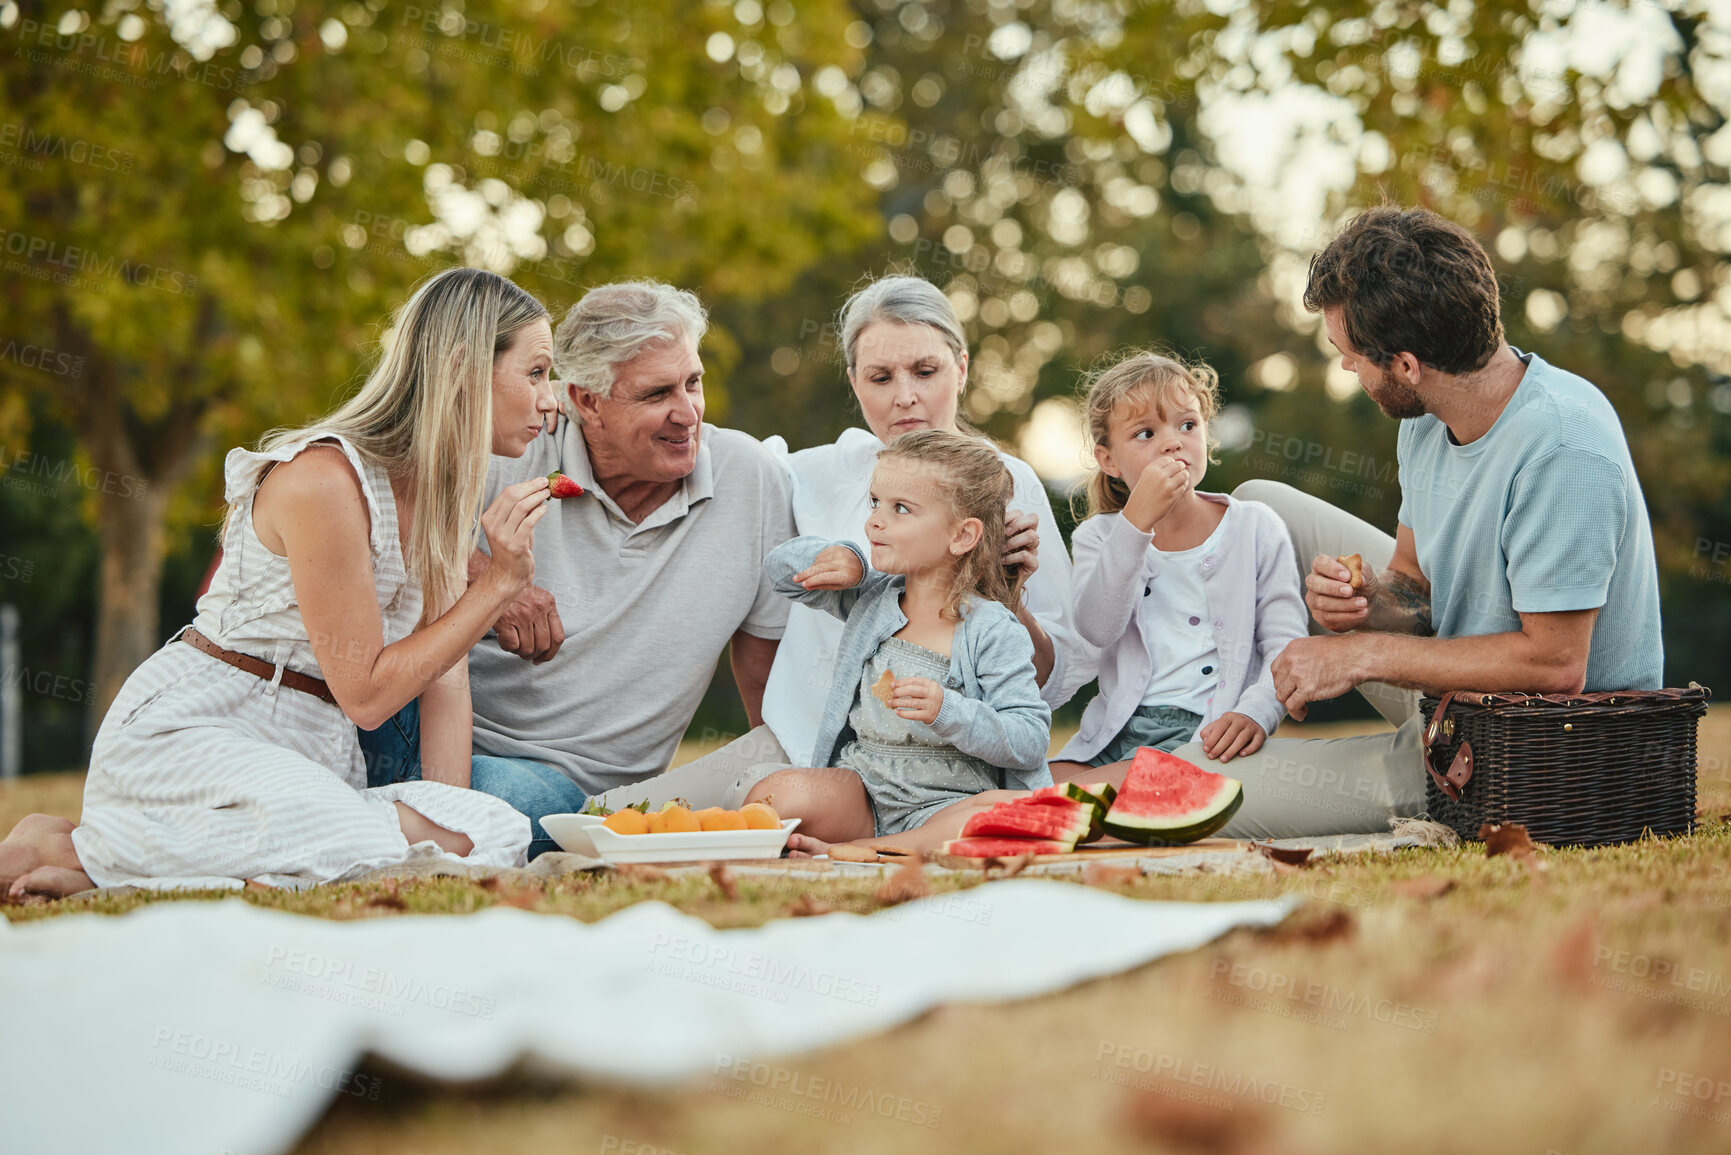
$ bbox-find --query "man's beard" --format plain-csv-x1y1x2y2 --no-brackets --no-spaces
1364,364,1427,419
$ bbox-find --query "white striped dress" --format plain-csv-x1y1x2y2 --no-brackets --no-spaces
71,433,530,889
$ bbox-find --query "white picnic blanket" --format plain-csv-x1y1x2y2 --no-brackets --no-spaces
0,881,1295,1155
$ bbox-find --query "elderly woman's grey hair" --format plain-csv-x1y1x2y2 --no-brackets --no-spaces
553,280,708,401
837,275,967,374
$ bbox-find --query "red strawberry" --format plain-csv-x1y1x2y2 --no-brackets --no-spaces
547,471,585,499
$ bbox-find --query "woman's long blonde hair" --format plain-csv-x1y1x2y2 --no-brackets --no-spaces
1079,349,1221,519
250,267,547,621
877,429,1025,619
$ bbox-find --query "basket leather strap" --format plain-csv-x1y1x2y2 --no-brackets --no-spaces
1423,692,1475,802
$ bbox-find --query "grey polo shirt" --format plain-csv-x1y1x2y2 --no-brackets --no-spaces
469,415,795,794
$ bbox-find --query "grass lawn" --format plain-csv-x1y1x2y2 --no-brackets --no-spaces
4,709,1730,1154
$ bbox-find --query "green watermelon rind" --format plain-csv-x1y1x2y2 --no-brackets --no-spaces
1103,779,1244,845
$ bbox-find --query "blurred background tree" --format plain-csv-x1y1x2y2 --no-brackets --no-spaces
2,0,1726,768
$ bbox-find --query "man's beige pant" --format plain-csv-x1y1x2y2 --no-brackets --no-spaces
1162,480,1427,839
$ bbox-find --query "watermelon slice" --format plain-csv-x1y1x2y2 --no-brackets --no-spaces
942,837,1074,858
960,802,1087,846
1030,780,1118,811
1102,747,1243,845
1028,781,1115,843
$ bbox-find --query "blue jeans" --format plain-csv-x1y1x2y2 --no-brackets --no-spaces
358,700,587,860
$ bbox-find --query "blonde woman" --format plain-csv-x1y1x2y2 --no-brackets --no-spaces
1,268,557,898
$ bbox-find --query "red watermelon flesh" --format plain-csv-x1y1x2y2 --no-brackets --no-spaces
1103,747,1243,845
1027,783,1112,843
960,803,1085,845
943,837,1074,858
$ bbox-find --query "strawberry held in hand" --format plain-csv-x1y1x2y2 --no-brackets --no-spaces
546,471,585,499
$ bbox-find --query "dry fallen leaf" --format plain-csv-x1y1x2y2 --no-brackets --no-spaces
1265,906,1356,945
1125,1086,1267,1154
787,894,837,918
1480,822,1536,859
1390,876,1455,900
828,844,882,863
1082,863,1142,887
1256,843,1315,868
874,859,931,906
708,861,739,902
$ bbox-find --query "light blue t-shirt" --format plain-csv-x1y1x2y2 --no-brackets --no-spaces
1396,349,1662,690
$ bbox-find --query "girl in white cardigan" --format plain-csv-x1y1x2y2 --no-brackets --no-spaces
1050,351,1307,790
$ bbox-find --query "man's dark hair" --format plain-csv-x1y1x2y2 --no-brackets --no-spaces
1304,206,1503,375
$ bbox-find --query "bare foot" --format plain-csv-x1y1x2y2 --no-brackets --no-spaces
784,833,832,859
8,865,95,902
0,813,80,893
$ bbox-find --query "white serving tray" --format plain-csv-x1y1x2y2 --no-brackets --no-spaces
540,813,800,864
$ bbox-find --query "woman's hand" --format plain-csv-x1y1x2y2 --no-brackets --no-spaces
795,545,864,590
479,477,550,596
891,676,944,723
1003,509,1041,578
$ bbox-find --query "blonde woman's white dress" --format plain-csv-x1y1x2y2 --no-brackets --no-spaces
71,433,529,889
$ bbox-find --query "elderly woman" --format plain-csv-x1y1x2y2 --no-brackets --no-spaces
0,268,555,898
759,275,1088,769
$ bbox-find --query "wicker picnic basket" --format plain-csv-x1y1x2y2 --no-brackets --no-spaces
1419,685,1710,848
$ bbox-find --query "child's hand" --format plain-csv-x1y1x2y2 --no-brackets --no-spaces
1123,455,1191,533
795,545,864,590
1198,712,1266,762
891,676,944,724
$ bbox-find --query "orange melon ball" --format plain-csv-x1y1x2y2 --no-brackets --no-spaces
660,805,702,833
699,808,749,832
603,809,649,835
740,802,781,830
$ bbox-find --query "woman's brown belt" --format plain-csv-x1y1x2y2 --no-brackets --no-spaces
178,626,338,705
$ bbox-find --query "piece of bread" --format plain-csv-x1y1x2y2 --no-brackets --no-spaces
1336,553,1366,590
871,668,896,707
829,844,882,863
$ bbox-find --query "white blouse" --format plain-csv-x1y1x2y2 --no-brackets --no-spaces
761,426,1089,766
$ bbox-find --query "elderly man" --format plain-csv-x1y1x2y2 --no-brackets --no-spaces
1165,206,1662,839
362,280,796,856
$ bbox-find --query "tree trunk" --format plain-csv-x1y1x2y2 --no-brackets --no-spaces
86,478,175,740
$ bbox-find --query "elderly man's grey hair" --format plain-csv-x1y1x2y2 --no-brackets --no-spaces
837,275,967,374
553,280,708,401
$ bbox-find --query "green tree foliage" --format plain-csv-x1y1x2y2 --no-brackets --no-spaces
0,0,878,731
